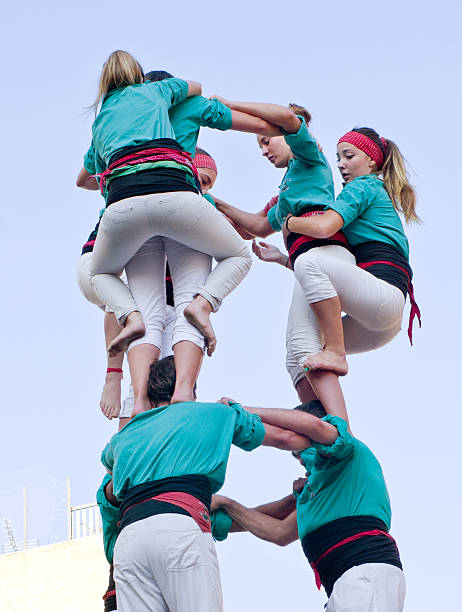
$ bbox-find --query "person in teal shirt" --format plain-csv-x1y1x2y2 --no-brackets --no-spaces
101,355,312,612
212,399,405,611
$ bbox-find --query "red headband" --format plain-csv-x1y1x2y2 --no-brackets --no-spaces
193,153,217,174
338,131,387,170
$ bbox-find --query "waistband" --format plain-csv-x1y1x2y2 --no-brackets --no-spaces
286,208,351,267
118,475,211,533
301,516,401,596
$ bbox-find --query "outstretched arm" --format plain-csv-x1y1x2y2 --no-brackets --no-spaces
214,196,275,238
286,210,344,239
230,110,281,137
252,240,291,269
221,492,297,533
216,98,301,134
212,495,299,546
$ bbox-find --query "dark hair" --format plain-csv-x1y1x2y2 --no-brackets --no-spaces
147,356,176,406
144,70,174,82
195,146,212,157
293,399,326,419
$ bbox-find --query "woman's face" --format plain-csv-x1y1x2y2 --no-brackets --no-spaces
337,142,376,183
197,168,217,194
257,135,292,168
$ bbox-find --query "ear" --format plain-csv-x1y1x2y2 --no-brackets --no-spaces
368,157,377,171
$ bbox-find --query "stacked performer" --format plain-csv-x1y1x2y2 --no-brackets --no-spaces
74,49,420,612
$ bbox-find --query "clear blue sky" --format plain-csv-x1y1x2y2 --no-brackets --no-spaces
1,1,461,609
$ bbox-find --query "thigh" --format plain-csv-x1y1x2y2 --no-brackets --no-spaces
344,316,402,355
160,192,248,261
76,253,105,308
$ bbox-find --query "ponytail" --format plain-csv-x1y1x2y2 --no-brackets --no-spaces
381,139,420,223
289,103,311,125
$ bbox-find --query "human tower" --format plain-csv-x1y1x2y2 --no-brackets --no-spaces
77,50,420,612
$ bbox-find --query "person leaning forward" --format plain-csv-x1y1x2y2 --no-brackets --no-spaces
100,356,312,612
212,399,405,612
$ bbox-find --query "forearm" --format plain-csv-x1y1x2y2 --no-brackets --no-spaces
222,499,298,546
186,81,202,97
287,211,344,239
230,110,281,137
254,494,296,519
263,423,312,451
76,167,99,190
227,101,300,133
214,197,274,238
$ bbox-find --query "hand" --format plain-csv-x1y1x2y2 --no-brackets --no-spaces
210,94,231,107
252,239,285,264
218,396,238,406
211,494,230,511
292,477,307,494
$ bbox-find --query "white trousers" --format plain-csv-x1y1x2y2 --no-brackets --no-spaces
125,236,211,352
287,246,405,386
326,563,405,612
90,191,251,324
77,252,131,312
114,514,223,612
119,305,175,419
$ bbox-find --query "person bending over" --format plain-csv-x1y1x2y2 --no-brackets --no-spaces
212,399,405,612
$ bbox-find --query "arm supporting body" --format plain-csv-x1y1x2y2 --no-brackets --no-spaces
214,197,275,238
287,210,344,239
76,167,99,190
227,101,301,134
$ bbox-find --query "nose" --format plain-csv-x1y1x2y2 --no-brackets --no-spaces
261,146,269,157
337,158,345,170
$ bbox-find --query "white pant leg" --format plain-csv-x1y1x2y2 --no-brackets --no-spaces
292,247,405,358
125,236,167,351
114,514,223,612
326,563,405,612
77,253,105,309
90,192,251,323
164,237,212,351
161,305,175,357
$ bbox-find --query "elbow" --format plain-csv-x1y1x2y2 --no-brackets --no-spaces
273,429,301,450
313,219,335,239
279,108,301,133
273,529,294,547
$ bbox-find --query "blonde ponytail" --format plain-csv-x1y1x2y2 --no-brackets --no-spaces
92,50,144,114
381,139,420,223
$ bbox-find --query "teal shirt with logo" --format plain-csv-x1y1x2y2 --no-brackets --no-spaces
267,118,335,232
327,175,409,259
101,401,265,499
295,416,391,541
84,78,189,175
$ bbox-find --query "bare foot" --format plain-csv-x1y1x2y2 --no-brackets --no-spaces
184,297,216,356
130,397,152,419
108,312,145,357
100,375,122,420
303,349,348,377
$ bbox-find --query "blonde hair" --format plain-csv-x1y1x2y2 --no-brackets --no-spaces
381,139,420,223
92,50,144,113
289,103,312,125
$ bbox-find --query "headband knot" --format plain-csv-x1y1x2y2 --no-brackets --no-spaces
338,131,387,170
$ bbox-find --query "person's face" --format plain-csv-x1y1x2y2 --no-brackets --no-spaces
197,167,217,194
337,142,376,183
257,135,292,168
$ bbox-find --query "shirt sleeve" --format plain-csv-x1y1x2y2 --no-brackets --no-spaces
263,195,279,217
101,442,114,473
266,203,282,231
96,474,119,563
211,509,233,541
283,118,324,166
153,77,189,107
326,178,369,227
83,143,96,174
311,416,355,461
203,193,216,208
230,402,266,451
198,97,233,131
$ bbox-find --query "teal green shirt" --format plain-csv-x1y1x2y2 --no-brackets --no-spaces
267,118,335,232
170,96,232,155
101,401,265,499
96,474,119,564
203,193,216,207
295,416,391,540
96,474,232,562
327,175,409,259
84,78,189,175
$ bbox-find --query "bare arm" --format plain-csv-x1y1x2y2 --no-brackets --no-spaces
223,493,297,533
286,210,344,239
230,110,281,137
214,496,299,546
252,240,291,269
226,100,301,134
186,81,202,97
214,197,275,238
76,167,99,190
262,423,312,451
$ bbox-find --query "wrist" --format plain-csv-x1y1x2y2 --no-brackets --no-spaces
285,215,294,232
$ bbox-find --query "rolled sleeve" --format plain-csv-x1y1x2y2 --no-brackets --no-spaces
311,416,355,461
283,118,322,166
101,442,114,473
201,97,233,130
155,77,189,107
266,204,282,232
211,509,233,541
230,402,266,451
327,178,368,227
83,143,96,174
